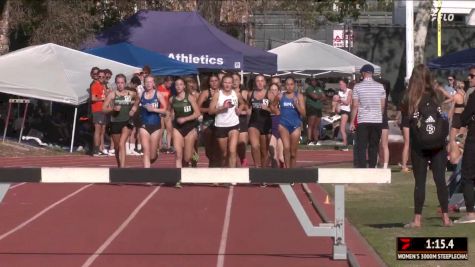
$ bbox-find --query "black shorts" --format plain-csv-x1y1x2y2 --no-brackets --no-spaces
215,124,239,138
109,121,129,135
174,120,198,137
133,113,142,129
306,106,322,117
248,118,272,135
339,110,351,117
140,124,161,135
452,113,462,129
239,115,248,133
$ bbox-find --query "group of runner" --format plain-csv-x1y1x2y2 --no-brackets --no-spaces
90,67,310,169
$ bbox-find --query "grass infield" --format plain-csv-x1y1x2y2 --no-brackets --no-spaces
323,167,475,267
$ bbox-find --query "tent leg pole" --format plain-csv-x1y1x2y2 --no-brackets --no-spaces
70,107,78,153
18,102,29,143
3,102,12,143
240,70,244,85
196,74,201,88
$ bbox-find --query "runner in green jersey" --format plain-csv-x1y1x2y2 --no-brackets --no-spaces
170,78,201,168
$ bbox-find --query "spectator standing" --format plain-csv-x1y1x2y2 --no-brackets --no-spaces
375,76,391,168
305,78,324,146
402,64,451,227
350,64,385,168
331,79,352,151
90,69,107,156
455,66,475,223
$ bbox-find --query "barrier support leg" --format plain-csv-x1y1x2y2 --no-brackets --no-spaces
333,184,347,260
0,184,10,203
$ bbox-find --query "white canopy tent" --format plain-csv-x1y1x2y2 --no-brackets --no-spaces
0,43,140,152
269,37,381,76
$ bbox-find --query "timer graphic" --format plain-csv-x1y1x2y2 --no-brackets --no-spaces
397,237,468,261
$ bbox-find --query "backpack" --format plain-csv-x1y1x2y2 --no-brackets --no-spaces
409,97,448,150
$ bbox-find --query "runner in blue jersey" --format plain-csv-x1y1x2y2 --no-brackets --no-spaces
139,75,168,168
274,77,305,168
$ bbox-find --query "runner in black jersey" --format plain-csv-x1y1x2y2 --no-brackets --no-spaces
197,74,220,167
232,72,250,167
247,74,277,168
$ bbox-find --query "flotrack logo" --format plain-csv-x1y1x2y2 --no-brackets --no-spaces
168,53,224,65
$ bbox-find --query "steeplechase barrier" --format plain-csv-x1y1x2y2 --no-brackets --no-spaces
0,167,391,260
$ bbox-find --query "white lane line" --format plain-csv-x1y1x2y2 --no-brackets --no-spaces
0,184,92,241
9,183,26,190
81,186,161,267
216,186,235,267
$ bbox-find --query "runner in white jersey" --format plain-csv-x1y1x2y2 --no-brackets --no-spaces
209,74,245,167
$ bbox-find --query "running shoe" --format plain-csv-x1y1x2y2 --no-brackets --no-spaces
134,148,144,155
241,158,249,167
340,146,349,151
307,141,315,146
107,149,115,156
316,141,323,146
167,147,176,154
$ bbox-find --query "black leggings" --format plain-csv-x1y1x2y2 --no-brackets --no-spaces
411,147,448,214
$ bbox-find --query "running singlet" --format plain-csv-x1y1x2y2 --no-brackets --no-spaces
140,91,161,125
279,92,301,128
172,93,194,119
111,91,133,122
338,89,352,112
249,90,271,127
202,89,215,125
215,90,239,128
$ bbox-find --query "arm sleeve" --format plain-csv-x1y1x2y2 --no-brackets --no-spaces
461,92,475,127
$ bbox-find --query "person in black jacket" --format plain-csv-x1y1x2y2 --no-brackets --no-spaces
454,67,475,224
402,64,452,228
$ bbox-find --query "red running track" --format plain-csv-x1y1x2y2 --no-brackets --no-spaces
0,150,384,267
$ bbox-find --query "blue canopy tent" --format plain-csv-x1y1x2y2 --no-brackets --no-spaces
84,43,197,75
82,11,277,74
428,48,475,70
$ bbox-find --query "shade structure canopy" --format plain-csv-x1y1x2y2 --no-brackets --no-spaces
0,43,139,105
82,10,277,74
428,48,475,70
84,43,198,76
269,37,381,75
